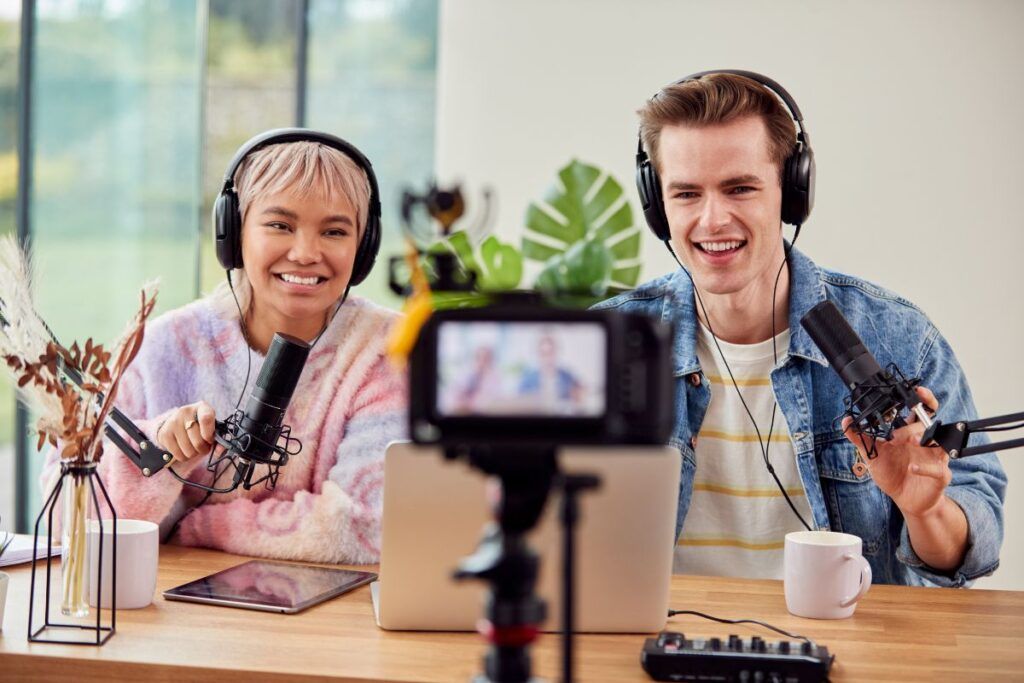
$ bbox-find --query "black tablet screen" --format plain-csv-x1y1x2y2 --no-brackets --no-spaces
164,559,375,612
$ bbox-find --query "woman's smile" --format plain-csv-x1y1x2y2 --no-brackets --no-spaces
274,271,331,291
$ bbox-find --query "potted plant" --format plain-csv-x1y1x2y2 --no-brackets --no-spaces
438,159,644,302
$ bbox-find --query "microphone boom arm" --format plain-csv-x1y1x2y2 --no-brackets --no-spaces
58,356,175,476
921,411,1024,459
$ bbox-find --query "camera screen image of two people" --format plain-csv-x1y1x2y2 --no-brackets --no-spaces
438,321,606,418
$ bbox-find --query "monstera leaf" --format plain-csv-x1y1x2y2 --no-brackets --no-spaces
524,160,642,294
534,237,613,296
440,230,523,291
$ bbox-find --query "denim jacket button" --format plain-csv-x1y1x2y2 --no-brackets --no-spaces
689,373,701,387
690,436,698,448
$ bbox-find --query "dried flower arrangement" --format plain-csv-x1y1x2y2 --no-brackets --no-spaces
0,235,157,616
0,236,156,464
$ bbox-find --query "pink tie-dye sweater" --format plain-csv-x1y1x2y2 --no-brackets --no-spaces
40,293,407,564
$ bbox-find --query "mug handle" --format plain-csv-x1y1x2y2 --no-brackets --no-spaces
839,552,872,608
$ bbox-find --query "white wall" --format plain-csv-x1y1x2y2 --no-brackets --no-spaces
436,0,1024,590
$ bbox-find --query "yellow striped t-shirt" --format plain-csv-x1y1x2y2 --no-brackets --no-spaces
675,323,813,579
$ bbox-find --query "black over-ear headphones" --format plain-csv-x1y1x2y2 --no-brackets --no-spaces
213,128,383,286
635,69,815,242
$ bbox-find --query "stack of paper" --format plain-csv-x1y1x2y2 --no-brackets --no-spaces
0,534,61,568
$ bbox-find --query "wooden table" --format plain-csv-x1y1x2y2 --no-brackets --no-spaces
1,546,1022,682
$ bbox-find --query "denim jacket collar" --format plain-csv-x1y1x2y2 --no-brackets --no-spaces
664,243,830,376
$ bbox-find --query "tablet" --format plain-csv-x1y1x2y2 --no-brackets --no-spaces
163,559,376,614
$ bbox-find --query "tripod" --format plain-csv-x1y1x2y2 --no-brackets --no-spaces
450,446,599,683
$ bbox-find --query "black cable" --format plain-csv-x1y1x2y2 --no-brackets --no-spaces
312,283,350,348
667,229,812,531
763,227,813,530
166,463,236,496
667,609,812,645
230,270,255,408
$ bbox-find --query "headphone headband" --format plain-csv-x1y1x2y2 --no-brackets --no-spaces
221,128,382,219
635,69,816,237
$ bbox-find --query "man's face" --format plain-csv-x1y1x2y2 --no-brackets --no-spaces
658,116,785,297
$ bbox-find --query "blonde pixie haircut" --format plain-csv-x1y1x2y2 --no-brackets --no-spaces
214,140,372,314
234,140,371,238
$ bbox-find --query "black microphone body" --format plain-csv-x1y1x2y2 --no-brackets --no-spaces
224,332,311,488
801,300,924,439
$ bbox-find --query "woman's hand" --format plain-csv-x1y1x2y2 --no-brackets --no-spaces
156,401,218,471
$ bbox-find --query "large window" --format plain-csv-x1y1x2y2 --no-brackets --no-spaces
0,3,19,531
22,0,204,526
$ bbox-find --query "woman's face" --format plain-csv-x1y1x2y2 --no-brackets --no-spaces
241,185,361,325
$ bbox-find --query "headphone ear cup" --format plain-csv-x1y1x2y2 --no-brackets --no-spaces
781,144,815,226
213,189,243,270
636,158,672,242
349,213,381,286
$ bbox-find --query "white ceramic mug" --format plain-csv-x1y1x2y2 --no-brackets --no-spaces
87,519,159,609
784,530,872,619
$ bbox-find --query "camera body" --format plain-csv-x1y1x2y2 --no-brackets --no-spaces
409,300,674,448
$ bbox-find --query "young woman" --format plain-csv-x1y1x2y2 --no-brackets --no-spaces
42,130,406,564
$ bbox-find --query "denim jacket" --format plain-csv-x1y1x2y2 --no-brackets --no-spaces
594,246,1006,587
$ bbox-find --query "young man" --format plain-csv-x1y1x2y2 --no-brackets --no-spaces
596,72,1005,586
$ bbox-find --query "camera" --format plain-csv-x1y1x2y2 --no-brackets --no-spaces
408,298,674,448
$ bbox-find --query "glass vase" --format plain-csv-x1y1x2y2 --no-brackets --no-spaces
60,463,95,617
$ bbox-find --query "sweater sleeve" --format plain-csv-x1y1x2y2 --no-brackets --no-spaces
93,363,189,526
174,353,407,564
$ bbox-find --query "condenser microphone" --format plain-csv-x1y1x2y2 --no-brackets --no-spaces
800,300,931,440
219,332,311,489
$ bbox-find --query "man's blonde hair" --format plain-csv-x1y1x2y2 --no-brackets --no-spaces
234,140,371,237
638,73,797,181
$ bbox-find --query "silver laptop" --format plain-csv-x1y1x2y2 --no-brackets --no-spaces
372,442,680,633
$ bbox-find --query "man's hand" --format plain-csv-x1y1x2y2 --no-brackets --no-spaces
843,386,968,571
841,386,948,517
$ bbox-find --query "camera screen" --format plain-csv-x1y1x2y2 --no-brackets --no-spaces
437,321,606,418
